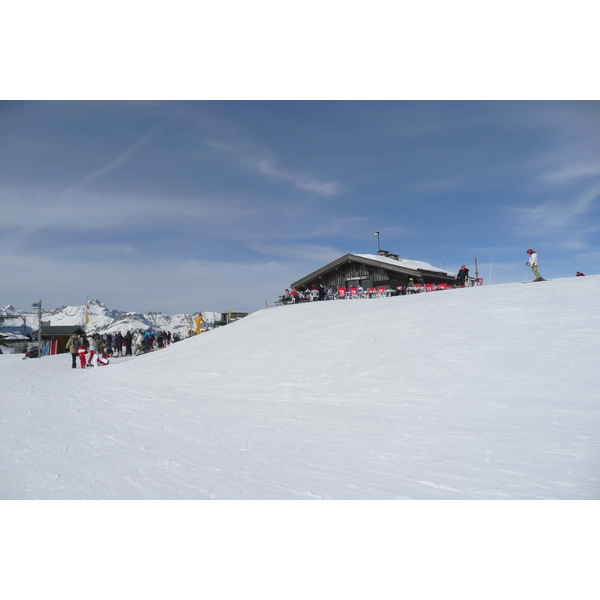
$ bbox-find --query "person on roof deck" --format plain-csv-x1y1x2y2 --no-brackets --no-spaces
456,264,469,287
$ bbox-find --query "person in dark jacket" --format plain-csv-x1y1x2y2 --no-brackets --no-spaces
124,331,133,356
456,264,469,286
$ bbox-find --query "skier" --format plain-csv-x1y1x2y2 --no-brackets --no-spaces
576,271,586,277
526,249,545,282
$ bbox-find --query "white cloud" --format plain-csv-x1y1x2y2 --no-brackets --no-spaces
257,159,341,196
206,138,342,197
540,164,600,185
509,185,600,248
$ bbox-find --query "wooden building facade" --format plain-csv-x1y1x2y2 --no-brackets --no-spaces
290,251,456,292
30,325,87,355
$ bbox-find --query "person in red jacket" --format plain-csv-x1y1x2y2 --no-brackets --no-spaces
576,271,586,276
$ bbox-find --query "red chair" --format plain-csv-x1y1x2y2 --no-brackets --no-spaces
349,287,358,298
376,286,386,297
337,287,346,299
425,284,434,292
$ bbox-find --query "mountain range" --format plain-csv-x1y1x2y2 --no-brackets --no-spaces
0,299,223,337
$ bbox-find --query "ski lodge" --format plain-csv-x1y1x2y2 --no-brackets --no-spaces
290,251,456,292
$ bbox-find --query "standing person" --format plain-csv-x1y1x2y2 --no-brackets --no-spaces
526,249,545,281
156,331,165,349
105,333,113,357
65,333,80,369
88,334,101,367
124,331,133,356
318,283,325,300
456,264,469,286
112,332,122,357
87,333,98,366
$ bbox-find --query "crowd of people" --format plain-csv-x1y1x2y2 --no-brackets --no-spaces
278,265,477,305
65,329,183,369
279,279,467,304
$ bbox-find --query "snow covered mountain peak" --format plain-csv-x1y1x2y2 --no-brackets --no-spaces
0,300,224,336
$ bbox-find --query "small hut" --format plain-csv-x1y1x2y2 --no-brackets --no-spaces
30,325,87,355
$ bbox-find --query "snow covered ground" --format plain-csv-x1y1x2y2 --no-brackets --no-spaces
3,276,599,598
2,276,598,500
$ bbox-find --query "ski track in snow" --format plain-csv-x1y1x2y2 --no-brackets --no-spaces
1,276,599,499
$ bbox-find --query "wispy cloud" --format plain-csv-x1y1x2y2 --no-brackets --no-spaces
206,139,341,197
509,185,600,248
257,159,341,196
73,109,181,189
539,164,600,185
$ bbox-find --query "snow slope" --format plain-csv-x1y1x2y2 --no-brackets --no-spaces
1,276,599,499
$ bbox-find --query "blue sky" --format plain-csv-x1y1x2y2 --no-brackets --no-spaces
1,100,599,315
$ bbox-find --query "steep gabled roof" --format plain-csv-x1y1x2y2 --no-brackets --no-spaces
291,253,455,288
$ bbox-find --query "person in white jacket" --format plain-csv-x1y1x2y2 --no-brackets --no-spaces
87,334,98,366
526,249,545,281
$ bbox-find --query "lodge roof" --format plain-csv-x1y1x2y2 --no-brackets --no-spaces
31,325,87,336
291,253,456,288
